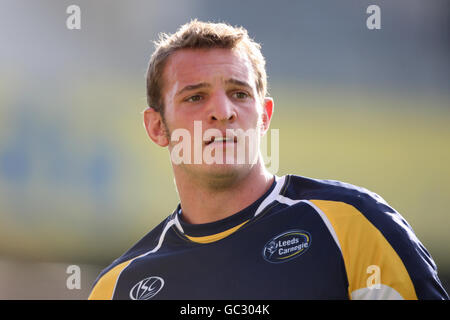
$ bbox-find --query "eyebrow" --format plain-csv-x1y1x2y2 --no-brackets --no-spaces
175,78,253,97
225,78,253,91
175,82,211,97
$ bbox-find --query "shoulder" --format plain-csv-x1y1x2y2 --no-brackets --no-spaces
283,174,388,207
281,174,448,300
88,216,172,300
282,174,402,232
283,174,415,248
282,174,417,261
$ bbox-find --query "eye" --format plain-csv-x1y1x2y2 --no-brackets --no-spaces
185,95,203,102
232,91,250,99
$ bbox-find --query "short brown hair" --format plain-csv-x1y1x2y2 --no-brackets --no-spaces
146,19,268,115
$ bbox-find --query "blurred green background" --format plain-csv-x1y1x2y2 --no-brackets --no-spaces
0,0,449,299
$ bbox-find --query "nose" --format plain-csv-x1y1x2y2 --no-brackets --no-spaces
207,91,236,124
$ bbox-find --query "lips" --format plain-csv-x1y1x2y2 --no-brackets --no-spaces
205,135,238,146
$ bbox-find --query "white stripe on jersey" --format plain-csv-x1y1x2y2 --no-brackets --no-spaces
254,175,284,217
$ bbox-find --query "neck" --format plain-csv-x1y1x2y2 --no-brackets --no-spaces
173,158,274,224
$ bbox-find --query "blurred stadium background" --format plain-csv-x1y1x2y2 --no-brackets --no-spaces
0,0,449,299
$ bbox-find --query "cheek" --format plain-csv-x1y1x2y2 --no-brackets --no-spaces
243,107,263,127
165,118,198,148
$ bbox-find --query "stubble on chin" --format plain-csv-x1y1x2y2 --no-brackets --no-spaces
179,161,247,191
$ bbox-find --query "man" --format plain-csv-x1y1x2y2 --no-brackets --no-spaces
89,20,448,300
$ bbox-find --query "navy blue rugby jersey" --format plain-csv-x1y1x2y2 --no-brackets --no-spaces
89,175,449,300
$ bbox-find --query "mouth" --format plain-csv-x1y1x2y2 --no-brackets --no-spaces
205,135,238,146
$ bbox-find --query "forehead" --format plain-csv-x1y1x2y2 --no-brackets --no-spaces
162,48,255,91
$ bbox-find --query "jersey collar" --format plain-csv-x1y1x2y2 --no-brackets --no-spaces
172,175,286,240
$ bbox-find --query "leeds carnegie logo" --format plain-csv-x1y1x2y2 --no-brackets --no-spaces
263,230,311,263
129,276,164,300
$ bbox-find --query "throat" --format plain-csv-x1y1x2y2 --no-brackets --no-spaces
177,172,275,225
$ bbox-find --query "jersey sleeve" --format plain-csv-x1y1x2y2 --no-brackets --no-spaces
88,217,171,300
88,257,140,300
309,194,448,300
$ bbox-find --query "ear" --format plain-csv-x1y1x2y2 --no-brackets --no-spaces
143,107,170,147
260,97,274,133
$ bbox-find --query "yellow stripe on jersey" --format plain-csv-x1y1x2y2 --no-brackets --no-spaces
88,258,136,300
185,220,249,244
89,220,249,298
310,200,418,300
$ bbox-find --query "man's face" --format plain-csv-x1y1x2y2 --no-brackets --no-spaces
153,47,272,182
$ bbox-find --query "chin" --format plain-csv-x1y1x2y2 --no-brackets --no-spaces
188,162,251,188
203,162,245,176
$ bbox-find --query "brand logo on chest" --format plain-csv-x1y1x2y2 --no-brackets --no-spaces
262,230,311,263
129,276,164,300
